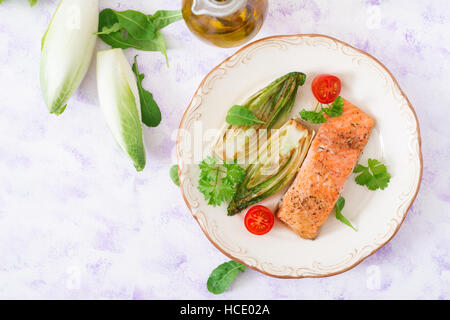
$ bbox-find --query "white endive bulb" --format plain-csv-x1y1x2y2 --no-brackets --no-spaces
40,0,99,115
97,49,146,172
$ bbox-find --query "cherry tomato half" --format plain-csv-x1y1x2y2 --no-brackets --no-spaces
244,205,275,236
312,74,342,104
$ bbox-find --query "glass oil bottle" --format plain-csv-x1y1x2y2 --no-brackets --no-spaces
182,0,268,48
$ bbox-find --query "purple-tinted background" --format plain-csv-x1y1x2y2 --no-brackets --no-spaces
0,0,448,299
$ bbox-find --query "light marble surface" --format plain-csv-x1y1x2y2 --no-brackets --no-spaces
0,0,448,299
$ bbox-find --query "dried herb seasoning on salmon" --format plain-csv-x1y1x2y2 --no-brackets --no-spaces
277,99,375,239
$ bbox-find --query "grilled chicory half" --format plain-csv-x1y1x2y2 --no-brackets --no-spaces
227,119,314,216
213,72,306,165
97,49,146,172
40,0,99,115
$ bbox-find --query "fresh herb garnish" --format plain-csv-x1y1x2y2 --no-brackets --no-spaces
97,9,182,65
335,197,357,231
225,105,265,126
1,0,38,6
300,96,344,124
354,159,391,191
132,56,162,127
148,10,183,30
323,96,344,117
207,261,246,295
299,109,327,124
95,23,121,35
114,10,156,41
198,157,245,207
170,165,180,187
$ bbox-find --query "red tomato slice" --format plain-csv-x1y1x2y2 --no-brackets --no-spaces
312,74,342,104
244,205,274,236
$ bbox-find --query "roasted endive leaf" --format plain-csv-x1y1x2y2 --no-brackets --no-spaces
214,72,306,164
227,119,314,215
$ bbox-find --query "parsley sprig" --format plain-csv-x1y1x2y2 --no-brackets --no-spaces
198,157,246,207
353,159,391,191
300,96,344,124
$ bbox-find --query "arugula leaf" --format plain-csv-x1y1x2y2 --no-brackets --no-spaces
114,10,156,41
97,10,124,41
97,9,180,65
226,105,265,126
300,96,344,124
170,165,180,187
198,157,245,207
354,158,391,191
144,30,168,65
148,10,183,30
95,23,121,35
132,56,162,127
335,197,357,231
207,261,246,295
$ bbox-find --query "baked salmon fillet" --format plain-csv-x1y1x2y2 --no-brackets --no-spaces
277,99,375,239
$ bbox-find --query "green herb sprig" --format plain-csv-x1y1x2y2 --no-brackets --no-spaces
335,197,357,231
29,0,36,6
225,105,265,126
300,96,344,124
198,157,245,207
0,0,37,6
170,165,180,187
132,56,161,127
354,159,391,191
97,9,182,65
207,261,246,295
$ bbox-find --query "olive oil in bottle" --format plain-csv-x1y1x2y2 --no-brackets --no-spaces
182,0,268,48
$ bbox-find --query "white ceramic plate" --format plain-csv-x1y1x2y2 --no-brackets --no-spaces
177,35,422,278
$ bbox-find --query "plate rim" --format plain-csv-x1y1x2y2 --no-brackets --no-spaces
176,34,423,279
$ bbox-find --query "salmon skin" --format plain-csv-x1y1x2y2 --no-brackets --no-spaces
277,99,375,239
